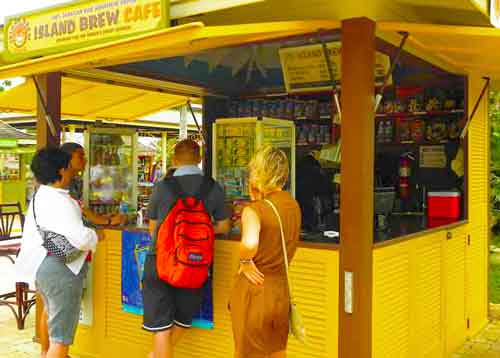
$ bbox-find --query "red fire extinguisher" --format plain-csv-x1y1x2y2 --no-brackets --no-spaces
399,152,414,201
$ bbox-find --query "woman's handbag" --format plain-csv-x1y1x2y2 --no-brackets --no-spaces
33,193,83,263
264,199,306,344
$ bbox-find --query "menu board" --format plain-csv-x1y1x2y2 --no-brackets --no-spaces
279,42,391,93
419,145,447,169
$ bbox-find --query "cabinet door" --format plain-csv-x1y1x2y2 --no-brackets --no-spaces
466,227,489,337
445,232,467,356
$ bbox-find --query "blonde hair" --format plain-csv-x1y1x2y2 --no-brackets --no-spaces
248,145,289,195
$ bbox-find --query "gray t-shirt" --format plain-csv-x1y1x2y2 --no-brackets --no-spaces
148,174,228,243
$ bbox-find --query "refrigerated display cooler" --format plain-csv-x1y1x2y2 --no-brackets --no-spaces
83,128,138,216
213,117,295,231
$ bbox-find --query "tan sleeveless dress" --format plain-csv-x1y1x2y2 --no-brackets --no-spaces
230,191,301,358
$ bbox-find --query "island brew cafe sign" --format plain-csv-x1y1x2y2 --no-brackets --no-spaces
3,0,169,62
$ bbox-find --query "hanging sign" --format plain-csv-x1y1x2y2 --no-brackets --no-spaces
279,42,391,93
3,0,169,62
419,145,447,169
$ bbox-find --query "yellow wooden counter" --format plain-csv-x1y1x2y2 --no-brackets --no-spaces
71,230,340,358
372,221,488,358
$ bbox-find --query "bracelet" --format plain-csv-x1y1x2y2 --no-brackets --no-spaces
240,259,253,264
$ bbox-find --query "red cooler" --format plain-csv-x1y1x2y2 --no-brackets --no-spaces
427,191,461,228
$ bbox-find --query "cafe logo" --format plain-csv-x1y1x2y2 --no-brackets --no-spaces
8,19,31,49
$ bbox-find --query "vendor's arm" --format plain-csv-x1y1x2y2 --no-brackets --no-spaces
239,206,264,285
81,207,125,226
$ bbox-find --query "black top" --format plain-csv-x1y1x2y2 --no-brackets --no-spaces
148,174,228,241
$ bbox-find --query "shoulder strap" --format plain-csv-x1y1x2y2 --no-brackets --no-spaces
32,192,41,230
264,199,294,301
164,177,186,199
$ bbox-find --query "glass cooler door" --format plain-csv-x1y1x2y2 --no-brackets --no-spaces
84,128,138,216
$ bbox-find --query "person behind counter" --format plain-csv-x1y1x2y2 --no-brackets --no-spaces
60,142,125,226
230,145,301,358
142,139,231,358
15,147,100,358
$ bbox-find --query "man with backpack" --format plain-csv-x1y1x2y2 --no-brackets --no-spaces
142,139,231,358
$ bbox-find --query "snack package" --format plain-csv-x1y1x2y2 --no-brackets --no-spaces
276,100,287,118
305,100,318,120
410,119,425,143
294,100,306,119
238,101,251,117
376,120,385,144
318,101,332,118
285,100,295,119
384,119,394,143
396,118,412,143
426,119,448,142
261,100,270,117
297,125,308,145
252,99,263,117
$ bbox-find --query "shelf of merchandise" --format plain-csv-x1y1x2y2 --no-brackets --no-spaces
375,109,464,118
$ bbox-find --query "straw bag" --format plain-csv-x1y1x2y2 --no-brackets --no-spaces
264,199,306,344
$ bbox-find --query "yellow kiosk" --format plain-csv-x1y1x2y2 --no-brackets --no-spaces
0,2,495,357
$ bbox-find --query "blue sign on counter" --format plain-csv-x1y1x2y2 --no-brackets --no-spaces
121,230,214,329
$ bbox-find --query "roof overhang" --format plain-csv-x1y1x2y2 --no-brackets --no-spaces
0,75,197,122
378,22,500,79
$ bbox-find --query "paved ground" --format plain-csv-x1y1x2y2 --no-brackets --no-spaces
1,257,500,358
0,256,40,358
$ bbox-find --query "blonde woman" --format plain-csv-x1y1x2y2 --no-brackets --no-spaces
230,146,301,358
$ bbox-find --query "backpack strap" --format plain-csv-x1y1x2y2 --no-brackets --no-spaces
164,177,187,199
164,175,214,204
194,176,215,202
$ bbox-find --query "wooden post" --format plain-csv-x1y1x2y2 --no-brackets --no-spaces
35,73,62,148
33,73,61,350
339,18,375,358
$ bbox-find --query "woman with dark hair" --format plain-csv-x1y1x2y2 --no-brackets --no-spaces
15,147,99,358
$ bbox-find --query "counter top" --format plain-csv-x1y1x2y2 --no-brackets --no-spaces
374,215,467,247
99,216,464,249
98,224,340,250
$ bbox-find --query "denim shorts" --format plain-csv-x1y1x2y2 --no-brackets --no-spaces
35,256,88,345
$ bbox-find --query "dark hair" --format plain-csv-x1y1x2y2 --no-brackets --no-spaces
60,142,83,155
31,147,71,185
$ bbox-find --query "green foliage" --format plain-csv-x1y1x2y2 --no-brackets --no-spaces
0,80,12,92
491,250,500,303
491,91,500,231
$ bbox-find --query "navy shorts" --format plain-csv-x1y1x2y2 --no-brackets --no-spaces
142,255,203,332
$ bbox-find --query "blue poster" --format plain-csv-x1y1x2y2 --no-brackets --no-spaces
121,230,213,329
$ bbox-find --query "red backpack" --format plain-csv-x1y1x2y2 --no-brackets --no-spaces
156,177,215,289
